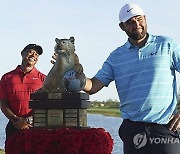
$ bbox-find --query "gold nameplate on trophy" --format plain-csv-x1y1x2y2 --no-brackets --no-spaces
65,109,77,113
65,118,78,126
34,118,46,123
47,109,63,126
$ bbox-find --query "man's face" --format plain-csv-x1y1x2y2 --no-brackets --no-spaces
22,49,39,67
120,15,147,40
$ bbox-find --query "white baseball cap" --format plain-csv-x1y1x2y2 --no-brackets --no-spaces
119,3,145,23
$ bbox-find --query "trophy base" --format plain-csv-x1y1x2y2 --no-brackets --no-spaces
30,92,90,129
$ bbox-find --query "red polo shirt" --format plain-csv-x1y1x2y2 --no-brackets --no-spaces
0,65,46,117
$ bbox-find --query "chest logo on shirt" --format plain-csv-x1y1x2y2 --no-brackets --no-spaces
150,51,158,56
32,77,39,80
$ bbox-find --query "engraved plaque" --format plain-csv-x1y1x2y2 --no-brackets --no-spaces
79,109,87,127
34,118,46,123
79,120,83,126
79,117,87,127
65,113,77,118
65,118,77,126
34,123,46,127
34,109,46,114
48,109,63,126
66,118,77,122
66,122,77,126
34,114,46,118
65,109,77,113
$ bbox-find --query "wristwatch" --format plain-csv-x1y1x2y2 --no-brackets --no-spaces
26,116,33,125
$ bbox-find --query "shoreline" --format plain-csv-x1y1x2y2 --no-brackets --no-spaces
0,149,4,154
87,108,121,117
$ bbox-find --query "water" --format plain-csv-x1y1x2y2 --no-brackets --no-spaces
0,111,123,154
87,114,123,154
0,111,8,150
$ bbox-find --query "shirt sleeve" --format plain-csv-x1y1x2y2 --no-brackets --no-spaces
39,71,46,82
0,75,7,100
94,55,114,87
171,39,180,72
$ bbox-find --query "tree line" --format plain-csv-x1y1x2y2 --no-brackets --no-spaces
91,98,180,110
91,99,120,108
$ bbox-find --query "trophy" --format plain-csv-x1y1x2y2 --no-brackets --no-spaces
30,37,90,129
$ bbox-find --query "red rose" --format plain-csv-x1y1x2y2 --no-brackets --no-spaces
5,127,114,154
24,141,32,153
71,134,83,148
82,141,96,154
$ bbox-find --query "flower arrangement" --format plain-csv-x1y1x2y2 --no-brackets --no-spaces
6,128,113,154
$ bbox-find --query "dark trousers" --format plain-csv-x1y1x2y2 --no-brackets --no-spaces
5,121,19,141
119,119,180,154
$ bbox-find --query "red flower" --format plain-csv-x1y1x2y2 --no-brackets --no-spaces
6,128,114,154
81,141,97,154
71,134,83,148
24,141,32,153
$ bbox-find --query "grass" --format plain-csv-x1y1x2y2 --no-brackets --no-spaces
87,107,120,117
0,149,5,154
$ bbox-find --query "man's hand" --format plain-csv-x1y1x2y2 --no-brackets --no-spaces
50,53,58,64
169,113,180,132
13,117,32,129
74,63,83,73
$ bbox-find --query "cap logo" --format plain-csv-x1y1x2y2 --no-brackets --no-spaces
119,3,145,22
127,8,133,12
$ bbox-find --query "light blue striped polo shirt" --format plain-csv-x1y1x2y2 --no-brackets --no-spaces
95,34,180,124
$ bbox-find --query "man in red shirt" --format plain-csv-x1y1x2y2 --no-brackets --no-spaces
0,44,46,141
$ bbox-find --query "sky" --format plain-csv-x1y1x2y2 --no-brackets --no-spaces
0,0,180,101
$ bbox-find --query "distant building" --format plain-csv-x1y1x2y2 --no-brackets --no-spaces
100,103,105,107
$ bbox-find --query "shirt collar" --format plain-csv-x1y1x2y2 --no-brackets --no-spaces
15,65,37,75
124,33,155,49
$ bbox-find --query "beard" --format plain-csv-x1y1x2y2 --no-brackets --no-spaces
125,26,147,40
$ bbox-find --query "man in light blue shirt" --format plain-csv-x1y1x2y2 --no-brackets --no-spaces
83,3,180,154
95,34,180,124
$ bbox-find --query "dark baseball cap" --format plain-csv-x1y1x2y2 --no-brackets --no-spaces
21,44,43,55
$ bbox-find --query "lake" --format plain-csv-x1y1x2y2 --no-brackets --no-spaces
0,111,123,154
